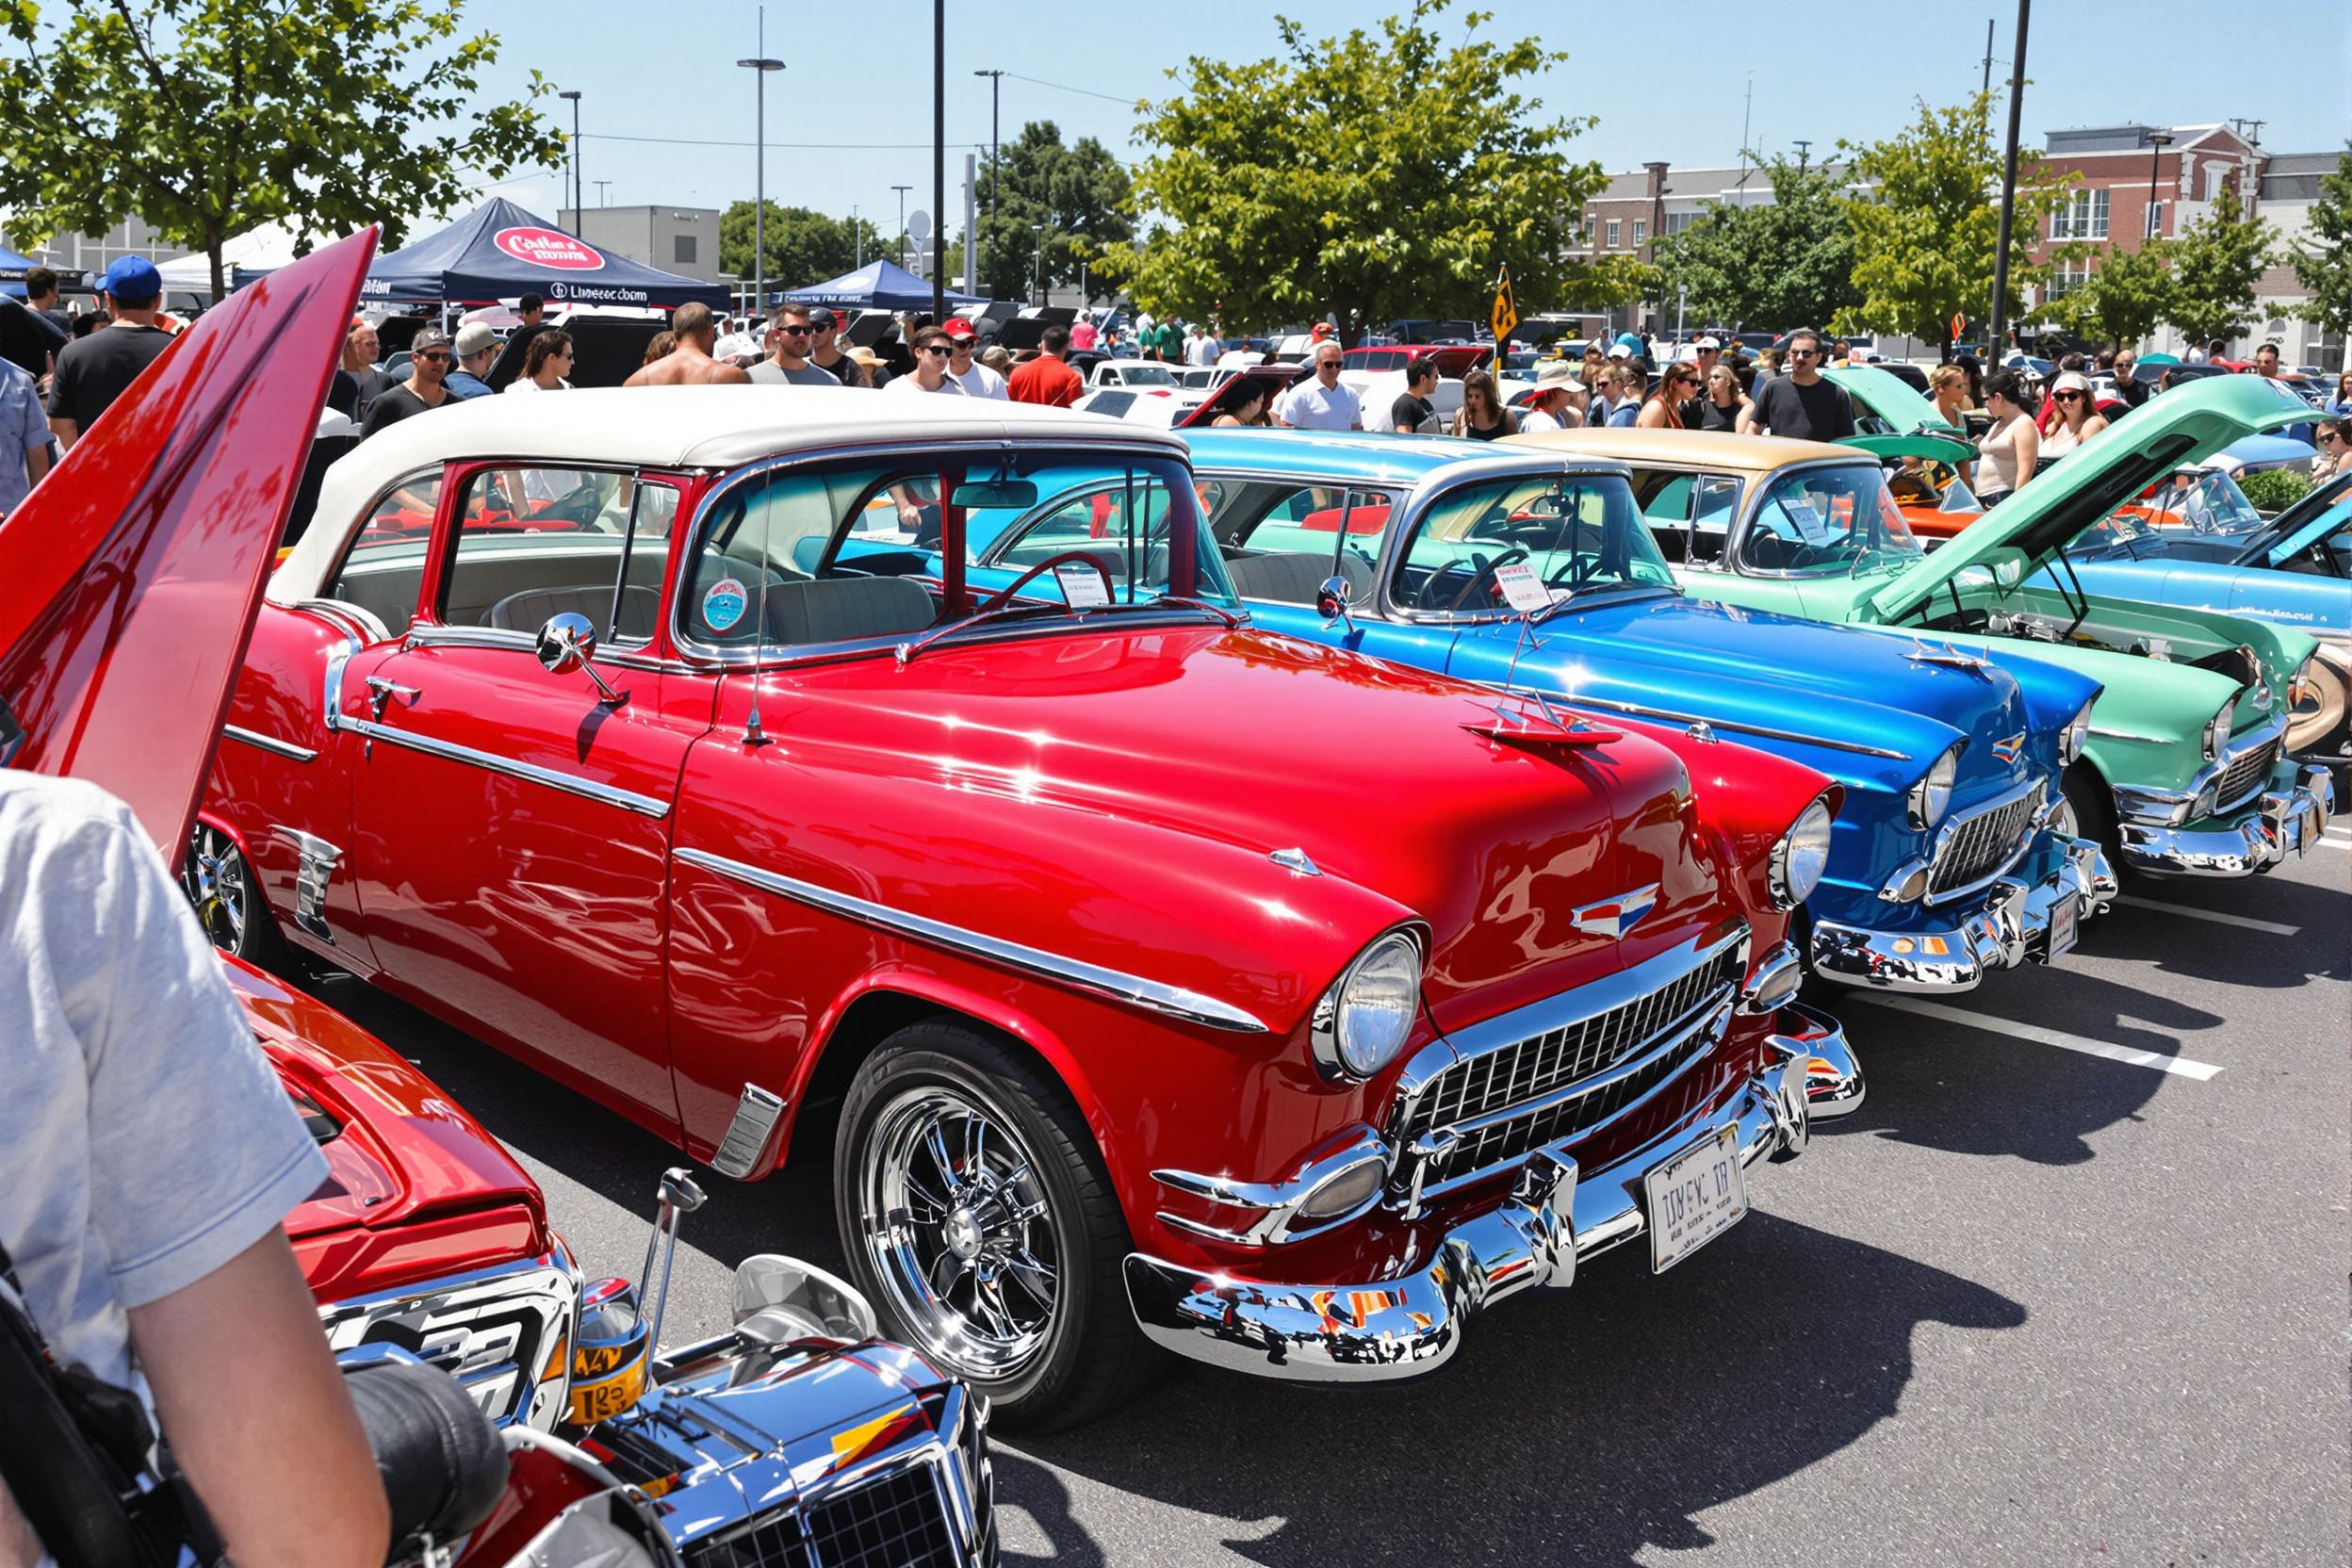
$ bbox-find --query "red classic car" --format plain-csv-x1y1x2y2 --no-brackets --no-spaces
198,384,1861,1427
0,229,580,1431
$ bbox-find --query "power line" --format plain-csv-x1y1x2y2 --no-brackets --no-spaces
582,131,990,151
1002,71,1141,106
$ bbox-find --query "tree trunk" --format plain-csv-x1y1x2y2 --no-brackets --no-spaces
207,224,226,303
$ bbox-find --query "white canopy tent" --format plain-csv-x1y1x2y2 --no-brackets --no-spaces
155,221,304,291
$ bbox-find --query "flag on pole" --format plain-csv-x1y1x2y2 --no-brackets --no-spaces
1491,264,1518,377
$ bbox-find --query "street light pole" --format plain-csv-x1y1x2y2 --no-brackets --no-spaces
2144,130,2174,243
892,186,912,271
1986,0,2031,358
851,205,861,270
737,23,786,316
557,90,581,224
973,69,1002,294
931,0,945,323
1032,221,1045,306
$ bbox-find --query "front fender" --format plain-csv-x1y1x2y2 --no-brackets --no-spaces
1609,714,1837,938
1960,639,2244,793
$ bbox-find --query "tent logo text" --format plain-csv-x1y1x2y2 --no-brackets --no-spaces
494,226,606,271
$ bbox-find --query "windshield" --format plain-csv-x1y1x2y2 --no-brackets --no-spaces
1114,363,1178,386
679,449,1233,652
1742,463,1925,578
2115,467,2267,538
1395,472,1676,614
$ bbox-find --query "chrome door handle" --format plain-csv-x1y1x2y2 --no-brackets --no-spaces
365,675,420,718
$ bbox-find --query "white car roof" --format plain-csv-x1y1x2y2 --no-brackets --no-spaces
272,385,1182,605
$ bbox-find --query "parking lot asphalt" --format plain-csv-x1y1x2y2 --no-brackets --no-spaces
294,826,2350,1567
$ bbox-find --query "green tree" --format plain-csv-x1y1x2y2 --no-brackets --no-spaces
2288,142,2351,350
2039,240,2173,351
1651,154,1861,331
2164,193,2276,348
0,0,563,298
1835,90,2070,353
720,203,886,291
1099,1,1612,345
972,121,1132,302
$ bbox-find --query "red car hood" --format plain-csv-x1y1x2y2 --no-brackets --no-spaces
221,956,552,1301
0,229,374,870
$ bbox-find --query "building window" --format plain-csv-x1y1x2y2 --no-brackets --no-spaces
2051,188,2110,241
2145,200,2163,239
1632,220,1647,246
1606,220,1621,249
674,236,697,265
1665,210,1697,236
2047,255,2092,300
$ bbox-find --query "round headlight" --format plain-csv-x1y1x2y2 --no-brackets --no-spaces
1330,931,1422,1079
2063,700,2092,765
2202,701,2232,762
1770,796,1837,909
1907,744,1962,830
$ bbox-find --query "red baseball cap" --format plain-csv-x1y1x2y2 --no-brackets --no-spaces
942,317,976,340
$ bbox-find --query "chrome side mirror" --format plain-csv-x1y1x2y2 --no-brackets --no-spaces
1315,574,1356,630
535,612,625,707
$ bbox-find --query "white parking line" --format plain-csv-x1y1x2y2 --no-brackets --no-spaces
2115,895,2299,936
1854,995,2225,1081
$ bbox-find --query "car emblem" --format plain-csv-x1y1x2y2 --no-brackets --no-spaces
2250,683,2272,710
1989,732,2024,765
1904,639,1993,676
1572,884,1659,939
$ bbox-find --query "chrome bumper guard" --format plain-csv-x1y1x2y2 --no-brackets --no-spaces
2120,762,2333,877
1809,832,2118,991
1124,1004,1860,1382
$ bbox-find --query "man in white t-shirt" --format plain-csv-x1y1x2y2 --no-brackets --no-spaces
1185,325,1220,368
0,774,386,1567
884,327,969,395
941,319,1007,399
1274,342,1364,431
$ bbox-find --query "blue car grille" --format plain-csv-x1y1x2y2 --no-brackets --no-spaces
1927,785,2043,899
2213,736,2279,813
1390,939,1746,1199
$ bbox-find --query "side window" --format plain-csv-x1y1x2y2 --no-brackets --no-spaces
1227,486,1389,604
1690,475,1739,564
437,467,657,638
679,465,906,647
327,470,445,638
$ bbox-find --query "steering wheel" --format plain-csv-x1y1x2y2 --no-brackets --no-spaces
983,550,1119,612
1438,547,1528,612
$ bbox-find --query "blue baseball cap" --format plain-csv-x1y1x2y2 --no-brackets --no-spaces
101,255,162,302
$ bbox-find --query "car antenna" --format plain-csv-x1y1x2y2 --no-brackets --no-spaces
742,466,776,748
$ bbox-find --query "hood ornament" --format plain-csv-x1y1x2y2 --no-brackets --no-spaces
1572,884,1659,940
1905,638,1993,676
1269,847,1320,876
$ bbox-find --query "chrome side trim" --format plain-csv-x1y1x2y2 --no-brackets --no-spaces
710,1085,787,1180
223,725,318,763
1151,1128,1394,1248
1483,683,1913,761
270,825,345,942
334,717,672,819
673,845,1271,1034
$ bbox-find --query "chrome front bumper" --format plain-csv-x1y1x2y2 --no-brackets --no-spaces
1123,1004,1859,1382
2120,762,2333,877
1808,832,2117,991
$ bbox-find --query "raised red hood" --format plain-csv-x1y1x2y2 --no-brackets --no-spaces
219,956,551,1302
0,229,374,871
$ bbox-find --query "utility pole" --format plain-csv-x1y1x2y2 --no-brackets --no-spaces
558,90,582,223
1737,72,1754,206
852,204,861,270
1987,0,2031,357
737,8,785,315
973,69,1003,295
593,180,612,208
892,185,912,270
1981,18,1994,96
931,0,944,323
1792,139,1811,171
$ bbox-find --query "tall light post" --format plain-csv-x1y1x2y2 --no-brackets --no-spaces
892,186,913,270
973,69,1003,293
851,204,862,270
738,9,784,318
557,90,581,224
930,0,944,324
1986,0,2032,357
1031,221,1045,307
2144,130,2174,243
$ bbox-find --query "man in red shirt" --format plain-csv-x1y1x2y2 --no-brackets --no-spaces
1007,325,1084,407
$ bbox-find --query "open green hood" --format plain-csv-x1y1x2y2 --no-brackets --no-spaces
1824,365,1964,437
1839,433,1976,465
1866,374,2315,625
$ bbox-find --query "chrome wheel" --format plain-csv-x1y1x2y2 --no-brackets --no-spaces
182,823,250,954
858,1085,1062,1379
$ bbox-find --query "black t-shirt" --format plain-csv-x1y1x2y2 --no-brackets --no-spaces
359,382,444,438
1747,374,1855,442
46,323,173,430
1690,397,1741,433
1391,392,1437,433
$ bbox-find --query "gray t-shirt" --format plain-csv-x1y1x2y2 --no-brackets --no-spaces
748,360,842,386
0,775,326,1397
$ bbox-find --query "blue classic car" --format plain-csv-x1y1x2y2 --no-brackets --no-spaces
2065,468,2350,763
927,431,2116,992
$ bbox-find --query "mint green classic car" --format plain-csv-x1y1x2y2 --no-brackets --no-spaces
1511,375,2334,880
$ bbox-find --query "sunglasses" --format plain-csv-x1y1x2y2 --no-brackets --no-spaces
2055,390,2085,401
776,324,811,335
921,344,952,356
2319,432,2344,446
1787,349,1819,359
414,350,450,362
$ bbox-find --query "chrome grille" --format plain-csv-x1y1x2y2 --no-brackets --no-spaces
2213,737,2279,813
318,1250,579,1431
688,1462,960,1568
1391,937,1746,1201
1927,785,2043,898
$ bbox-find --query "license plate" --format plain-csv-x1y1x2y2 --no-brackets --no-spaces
2048,892,2080,959
1643,1125,1747,1274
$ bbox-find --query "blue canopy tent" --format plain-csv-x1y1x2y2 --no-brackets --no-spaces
361,198,728,310
0,240,36,298
776,258,984,311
